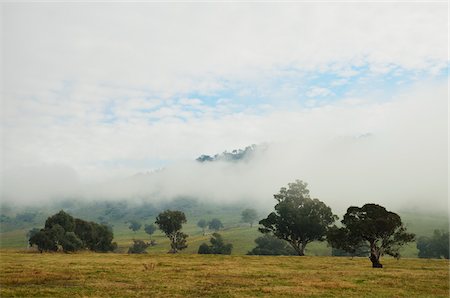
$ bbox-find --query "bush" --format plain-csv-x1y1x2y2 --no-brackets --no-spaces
198,233,232,255
128,240,151,254
247,235,296,256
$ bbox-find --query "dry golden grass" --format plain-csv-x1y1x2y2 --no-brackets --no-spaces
1,250,448,297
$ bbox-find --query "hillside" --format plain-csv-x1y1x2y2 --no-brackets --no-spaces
1,205,448,259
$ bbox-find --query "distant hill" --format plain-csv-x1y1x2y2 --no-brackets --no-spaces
196,144,262,163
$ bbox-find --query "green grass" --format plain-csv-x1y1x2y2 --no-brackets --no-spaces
1,210,447,258
0,250,448,297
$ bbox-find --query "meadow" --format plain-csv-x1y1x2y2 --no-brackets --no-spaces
1,250,449,297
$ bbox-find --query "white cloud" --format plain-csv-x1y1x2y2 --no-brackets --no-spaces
306,86,333,98
1,81,447,213
0,3,447,212
2,3,447,97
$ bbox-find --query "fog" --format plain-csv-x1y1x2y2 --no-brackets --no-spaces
1,81,447,214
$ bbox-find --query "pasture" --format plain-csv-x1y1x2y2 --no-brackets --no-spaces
1,250,448,297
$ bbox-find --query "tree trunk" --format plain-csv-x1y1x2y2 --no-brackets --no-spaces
291,241,306,256
369,244,383,268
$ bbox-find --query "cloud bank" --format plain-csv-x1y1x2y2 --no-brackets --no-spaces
1,3,448,213
2,81,447,213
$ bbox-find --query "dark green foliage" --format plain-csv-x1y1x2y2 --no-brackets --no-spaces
197,219,208,235
198,243,211,254
29,210,117,253
196,145,258,163
208,218,223,231
259,180,337,256
417,230,449,259
327,204,415,268
241,208,258,227
128,240,151,254
60,232,83,252
198,233,232,255
247,235,297,256
144,224,157,237
27,228,40,239
128,220,142,233
155,210,188,253
29,230,58,252
89,224,117,252
327,226,368,257
45,210,75,232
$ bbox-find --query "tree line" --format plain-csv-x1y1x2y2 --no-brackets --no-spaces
28,180,447,268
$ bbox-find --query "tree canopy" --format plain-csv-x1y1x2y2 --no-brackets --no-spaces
259,180,337,256
208,218,223,231
327,204,415,268
29,210,117,253
241,208,258,227
155,210,188,253
128,220,142,233
247,235,296,256
144,224,157,237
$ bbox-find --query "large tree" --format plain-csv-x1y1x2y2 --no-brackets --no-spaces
259,180,337,256
155,210,188,253
29,210,117,253
327,204,415,268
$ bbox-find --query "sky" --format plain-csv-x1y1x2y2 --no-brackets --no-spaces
0,2,448,212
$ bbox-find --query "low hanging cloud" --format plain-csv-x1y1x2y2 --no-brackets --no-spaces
2,81,447,214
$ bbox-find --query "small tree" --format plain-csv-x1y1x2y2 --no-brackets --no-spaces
241,208,258,227
208,218,223,231
128,220,142,233
155,210,188,253
128,239,151,254
144,224,157,239
197,219,208,235
327,204,415,268
417,230,449,259
259,180,337,256
198,233,232,255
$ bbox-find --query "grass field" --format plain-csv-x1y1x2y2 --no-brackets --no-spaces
0,250,448,297
4,209,445,257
